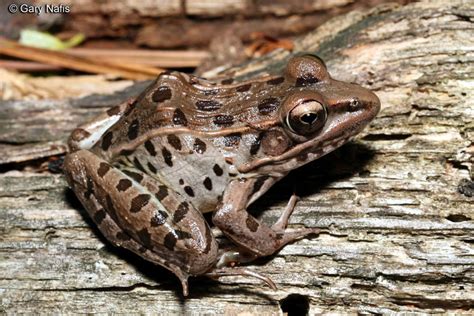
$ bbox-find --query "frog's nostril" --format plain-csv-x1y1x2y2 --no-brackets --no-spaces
348,98,361,112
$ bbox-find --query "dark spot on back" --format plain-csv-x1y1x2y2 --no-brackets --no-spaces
155,185,168,200
147,162,157,173
195,100,222,111
246,216,259,232
258,97,280,115
223,133,241,147
128,119,139,140
173,202,189,223
162,147,173,167
193,138,207,154
173,108,188,126
213,164,223,176
214,114,234,126
179,179,184,185
116,178,132,192
203,177,213,191
123,169,144,183
119,148,135,156
252,176,269,194
116,231,131,241
267,76,284,85
133,157,146,173
296,75,319,87
97,162,111,178
137,228,152,248
101,131,113,151
176,230,192,239
167,134,182,150
184,186,195,197
144,140,157,156
164,232,177,250
130,194,151,213
107,105,121,116
236,83,251,92
221,78,234,84
152,86,172,102
93,209,106,225
150,211,167,226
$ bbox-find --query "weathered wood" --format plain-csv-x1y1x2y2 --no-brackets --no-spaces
1,0,473,314
30,0,409,49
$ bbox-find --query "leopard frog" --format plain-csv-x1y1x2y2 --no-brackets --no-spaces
63,54,380,295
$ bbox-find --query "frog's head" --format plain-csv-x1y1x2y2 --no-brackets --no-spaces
246,54,380,173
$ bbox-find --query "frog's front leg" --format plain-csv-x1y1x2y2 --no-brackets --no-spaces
212,178,319,263
68,98,135,151
63,149,219,296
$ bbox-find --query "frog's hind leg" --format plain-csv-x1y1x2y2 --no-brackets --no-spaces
68,176,191,294
68,98,136,151
63,149,219,296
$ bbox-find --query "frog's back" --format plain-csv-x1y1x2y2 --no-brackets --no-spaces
90,72,288,212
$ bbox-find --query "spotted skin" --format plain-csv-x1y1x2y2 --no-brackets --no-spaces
63,150,219,295
64,54,381,296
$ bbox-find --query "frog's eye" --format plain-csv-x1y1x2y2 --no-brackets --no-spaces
286,99,327,135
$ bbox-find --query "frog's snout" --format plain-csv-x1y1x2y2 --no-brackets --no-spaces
363,90,381,123
349,83,381,123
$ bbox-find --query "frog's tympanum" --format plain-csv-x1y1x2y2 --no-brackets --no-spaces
63,54,380,295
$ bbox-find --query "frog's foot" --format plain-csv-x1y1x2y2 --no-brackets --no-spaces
273,193,299,231
270,193,320,248
213,184,320,259
204,267,277,291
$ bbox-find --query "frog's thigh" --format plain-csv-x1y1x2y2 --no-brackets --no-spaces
212,179,315,258
64,150,219,278
68,99,134,151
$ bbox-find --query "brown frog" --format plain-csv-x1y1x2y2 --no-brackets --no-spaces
63,54,380,295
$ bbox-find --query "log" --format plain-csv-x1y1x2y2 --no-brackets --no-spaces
29,0,409,49
1,0,473,313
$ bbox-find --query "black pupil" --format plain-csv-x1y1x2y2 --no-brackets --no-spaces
300,112,318,124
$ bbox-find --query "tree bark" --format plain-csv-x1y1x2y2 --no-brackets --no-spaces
0,0,473,314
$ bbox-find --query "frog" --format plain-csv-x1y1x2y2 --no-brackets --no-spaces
63,54,380,296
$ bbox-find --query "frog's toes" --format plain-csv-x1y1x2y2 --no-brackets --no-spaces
205,267,277,291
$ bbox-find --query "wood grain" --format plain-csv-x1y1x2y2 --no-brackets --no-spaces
1,0,473,313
